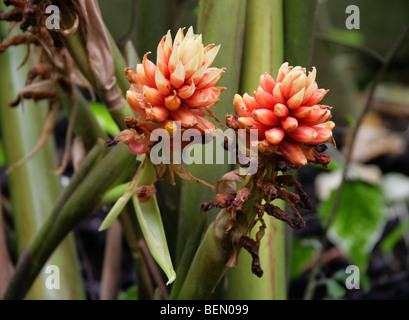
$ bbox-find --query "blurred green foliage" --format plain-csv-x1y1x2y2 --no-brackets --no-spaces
318,180,386,272
290,238,319,279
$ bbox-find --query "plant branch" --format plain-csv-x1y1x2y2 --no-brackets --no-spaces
315,32,386,64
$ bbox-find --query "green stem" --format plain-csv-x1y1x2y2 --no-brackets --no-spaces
171,0,247,279
283,0,318,67
3,144,136,300
2,140,104,299
176,209,232,299
54,0,134,130
107,30,131,94
58,87,108,151
60,29,133,130
169,213,207,299
227,0,286,300
0,22,85,299
134,0,174,58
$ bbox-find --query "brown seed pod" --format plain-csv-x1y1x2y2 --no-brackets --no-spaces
136,185,157,203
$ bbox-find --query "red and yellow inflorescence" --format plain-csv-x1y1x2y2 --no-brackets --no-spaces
122,26,225,154
233,62,335,167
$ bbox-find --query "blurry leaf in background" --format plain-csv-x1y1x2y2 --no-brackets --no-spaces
315,164,382,201
344,114,357,128
309,156,343,172
324,279,345,300
325,0,409,62
89,102,120,136
118,285,138,300
346,113,406,163
290,238,320,279
324,269,348,300
326,28,364,47
382,172,409,204
318,180,387,273
380,219,409,254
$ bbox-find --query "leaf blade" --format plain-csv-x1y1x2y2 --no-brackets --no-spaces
132,193,176,285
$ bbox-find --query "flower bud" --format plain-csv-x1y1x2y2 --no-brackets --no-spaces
170,106,198,127
265,127,285,145
281,116,298,132
252,109,281,126
279,140,307,167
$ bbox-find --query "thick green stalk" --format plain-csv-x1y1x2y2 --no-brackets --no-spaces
0,26,85,299
107,30,132,94
176,209,232,299
172,0,247,274
197,0,247,121
227,0,286,300
3,143,136,300
169,213,206,299
134,0,174,58
283,0,319,295
284,0,318,67
240,0,283,92
175,187,264,299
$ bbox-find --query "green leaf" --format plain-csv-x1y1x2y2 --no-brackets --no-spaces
98,157,145,231
310,158,342,172
325,278,346,300
100,156,176,285
98,185,135,231
132,160,176,285
318,180,386,271
118,285,138,300
380,218,409,253
89,101,121,136
132,193,176,285
327,28,364,47
344,114,357,128
290,238,319,279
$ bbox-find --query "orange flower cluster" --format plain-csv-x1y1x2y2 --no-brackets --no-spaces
233,63,335,167
122,26,225,154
